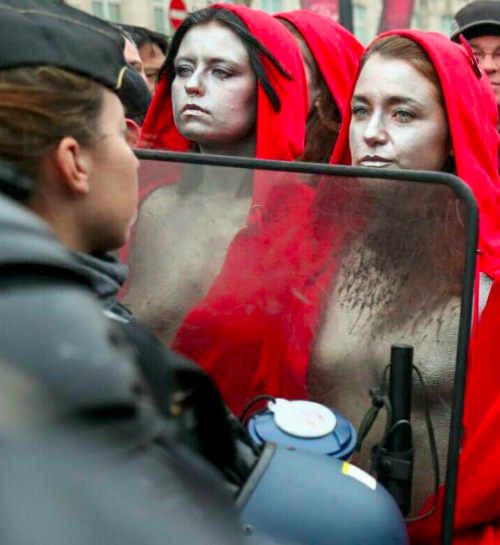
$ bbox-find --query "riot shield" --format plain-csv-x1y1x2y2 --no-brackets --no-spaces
122,151,477,543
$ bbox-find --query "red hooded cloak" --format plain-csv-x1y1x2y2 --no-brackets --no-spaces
120,5,308,275
139,3,308,161
124,4,313,411
331,30,500,278
274,10,364,120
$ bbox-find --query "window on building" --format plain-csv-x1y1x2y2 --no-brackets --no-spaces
92,1,105,19
411,12,420,30
108,3,121,23
353,3,367,44
154,7,165,33
440,14,453,36
92,1,121,23
261,0,283,14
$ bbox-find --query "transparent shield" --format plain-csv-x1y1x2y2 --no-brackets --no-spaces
122,153,473,518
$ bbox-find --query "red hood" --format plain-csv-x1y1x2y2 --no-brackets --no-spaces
139,4,307,161
274,10,364,119
331,29,500,278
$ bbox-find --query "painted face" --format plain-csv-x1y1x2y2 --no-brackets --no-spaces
350,54,450,171
85,90,139,251
139,41,166,93
171,21,258,155
469,35,500,108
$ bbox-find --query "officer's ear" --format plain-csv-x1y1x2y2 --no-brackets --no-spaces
126,119,141,147
54,136,92,195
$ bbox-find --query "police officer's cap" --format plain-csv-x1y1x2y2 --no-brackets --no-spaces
451,1,500,42
0,0,126,91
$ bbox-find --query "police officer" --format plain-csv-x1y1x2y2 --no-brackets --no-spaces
451,1,500,131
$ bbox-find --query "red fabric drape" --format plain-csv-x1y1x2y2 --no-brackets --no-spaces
275,10,364,120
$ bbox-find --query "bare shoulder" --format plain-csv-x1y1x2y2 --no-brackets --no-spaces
137,184,180,225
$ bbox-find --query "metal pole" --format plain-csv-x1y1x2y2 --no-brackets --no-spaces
375,344,414,516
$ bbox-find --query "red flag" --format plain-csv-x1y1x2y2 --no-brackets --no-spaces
379,0,416,32
300,0,339,21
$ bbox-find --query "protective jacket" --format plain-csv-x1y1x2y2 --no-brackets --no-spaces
71,251,133,321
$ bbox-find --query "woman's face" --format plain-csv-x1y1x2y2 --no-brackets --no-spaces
85,90,139,251
171,21,258,155
349,54,451,171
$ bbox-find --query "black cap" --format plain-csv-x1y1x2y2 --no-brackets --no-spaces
117,64,152,126
0,0,126,91
451,1,500,42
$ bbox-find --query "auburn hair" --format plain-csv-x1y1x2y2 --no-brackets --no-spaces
278,18,342,164
360,35,445,107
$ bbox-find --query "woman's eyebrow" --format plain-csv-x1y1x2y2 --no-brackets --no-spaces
174,55,195,64
207,57,240,65
385,95,424,107
352,94,369,103
352,94,425,108
175,54,243,68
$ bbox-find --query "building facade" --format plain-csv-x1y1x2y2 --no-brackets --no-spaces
65,0,171,32
65,0,480,43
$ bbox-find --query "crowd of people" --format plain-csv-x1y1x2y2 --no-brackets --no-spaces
4,0,500,542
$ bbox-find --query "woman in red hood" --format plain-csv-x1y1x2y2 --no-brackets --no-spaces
312,30,500,544
123,5,309,348
275,10,364,163
165,10,365,414
139,4,307,159
331,31,500,276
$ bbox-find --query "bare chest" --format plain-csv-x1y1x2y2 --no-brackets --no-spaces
127,188,252,344
307,250,461,513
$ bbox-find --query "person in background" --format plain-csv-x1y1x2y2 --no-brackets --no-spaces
451,0,500,132
112,23,148,84
276,10,364,163
125,37,148,84
123,25,168,93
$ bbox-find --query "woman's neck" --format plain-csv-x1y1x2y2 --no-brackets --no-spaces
198,134,256,159
196,164,252,198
